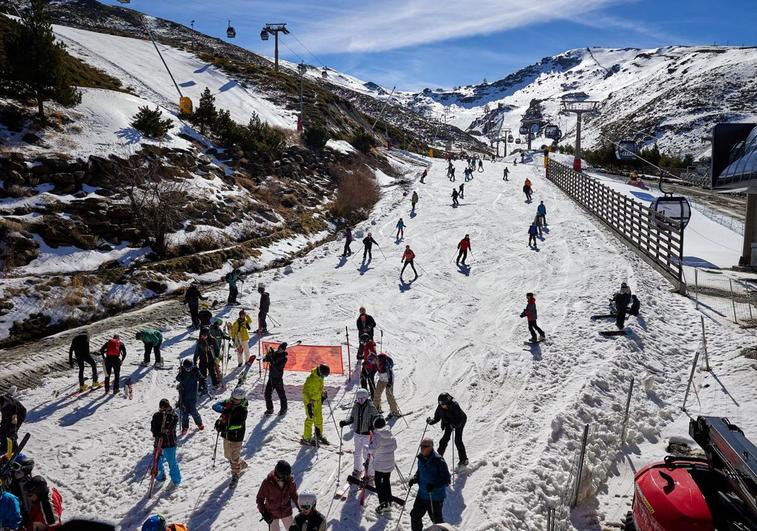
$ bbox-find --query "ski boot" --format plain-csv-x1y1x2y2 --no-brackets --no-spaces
139,361,149,367
181,427,188,436
315,429,330,445
300,437,316,447
264,409,274,416
79,384,89,393
459,459,469,467
198,424,205,431
91,382,102,390
375,503,389,515
277,408,287,416
229,474,239,489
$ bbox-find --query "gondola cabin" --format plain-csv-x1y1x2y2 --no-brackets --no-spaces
519,125,530,135
544,124,562,140
260,29,269,41
226,21,236,38
507,134,514,143
651,195,691,230
616,140,637,161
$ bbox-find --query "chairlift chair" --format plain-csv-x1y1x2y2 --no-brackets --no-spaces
226,20,236,39
615,139,637,161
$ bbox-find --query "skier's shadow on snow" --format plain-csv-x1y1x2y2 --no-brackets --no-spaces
335,256,349,269
398,279,414,292
26,394,80,423
526,342,542,361
243,414,283,459
394,237,403,245
543,226,551,234
126,452,153,485
529,246,541,253
184,476,235,530
409,211,417,219
58,393,114,427
358,262,372,275
444,469,470,526
292,445,317,485
457,264,471,276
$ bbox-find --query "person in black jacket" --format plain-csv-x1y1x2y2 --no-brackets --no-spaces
362,233,378,262
356,307,376,341
68,331,100,392
151,399,181,487
289,490,326,531
258,285,270,335
0,386,26,453
176,359,203,435
183,283,207,329
426,393,468,466
612,283,632,330
263,342,288,415
193,328,219,395
212,387,249,486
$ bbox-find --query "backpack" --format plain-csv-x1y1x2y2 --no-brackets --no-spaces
105,339,121,357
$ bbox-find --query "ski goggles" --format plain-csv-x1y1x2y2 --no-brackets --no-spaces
300,504,313,511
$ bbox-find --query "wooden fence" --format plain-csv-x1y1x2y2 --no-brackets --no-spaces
546,160,685,292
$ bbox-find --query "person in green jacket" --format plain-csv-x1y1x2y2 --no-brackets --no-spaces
301,364,331,446
136,329,164,367
225,268,243,305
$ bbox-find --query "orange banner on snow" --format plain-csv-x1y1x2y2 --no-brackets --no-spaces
261,341,344,375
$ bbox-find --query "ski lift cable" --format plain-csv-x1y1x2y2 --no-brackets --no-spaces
289,32,326,69
279,39,306,66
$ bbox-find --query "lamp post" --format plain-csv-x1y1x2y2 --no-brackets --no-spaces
297,62,306,132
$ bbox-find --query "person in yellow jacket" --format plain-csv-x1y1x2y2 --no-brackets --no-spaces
301,364,331,446
229,309,252,367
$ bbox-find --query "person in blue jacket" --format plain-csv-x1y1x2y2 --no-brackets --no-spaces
407,437,451,530
528,222,539,249
0,490,22,530
537,201,547,225
176,359,204,435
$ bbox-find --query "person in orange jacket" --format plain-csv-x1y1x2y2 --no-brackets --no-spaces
456,235,471,266
400,245,418,281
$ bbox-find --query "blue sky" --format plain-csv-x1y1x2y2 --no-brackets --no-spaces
105,0,757,90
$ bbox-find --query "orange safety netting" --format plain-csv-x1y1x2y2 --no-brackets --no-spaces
261,341,344,375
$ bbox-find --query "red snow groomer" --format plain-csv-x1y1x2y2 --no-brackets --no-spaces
625,416,757,531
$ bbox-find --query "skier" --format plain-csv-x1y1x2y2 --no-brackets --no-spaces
503,167,509,181
420,168,428,184
301,364,331,446
0,386,25,453
456,235,471,266
513,157,518,166
193,328,220,394
0,489,21,530
339,388,379,480
230,309,252,367
407,437,451,530
209,319,230,362
427,393,468,466
150,398,181,488
373,352,400,417
360,339,378,399
478,158,484,171
451,188,459,207
396,218,405,240
182,282,206,329
198,302,213,329
263,342,288,416
21,476,63,530
458,183,464,199
362,232,378,263
68,330,100,393
258,284,271,335
356,307,377,342
7,452,34,505
520,292,545,343
141,515,188,531
256,460,298,531
523,178,533,202
534,214,544,238
176,359,204,435
99,334,126,396
411,191,419,213
342,227,353,257
225,267,243,305
369,416,397,514
400,245,418,282
612,282,633,330
288,490,326,530
528,222,539,249
212,387,249,487
136,328,163,368
462,167,470,182
537,200,547,225
449,166,455,182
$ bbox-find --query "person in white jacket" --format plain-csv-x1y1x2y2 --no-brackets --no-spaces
368,416,398,514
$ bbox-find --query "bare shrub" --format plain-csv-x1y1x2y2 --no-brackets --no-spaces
330,163,379,218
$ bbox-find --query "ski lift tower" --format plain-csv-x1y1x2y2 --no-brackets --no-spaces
260,23,289,72
561,99,599,172
297,62,306,132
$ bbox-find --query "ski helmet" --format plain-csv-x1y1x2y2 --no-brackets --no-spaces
231,387,245,401
319,364,330,377
159,398,171,410
12,453,34,474
356,388,370,403
279,342,288,351
438,393,452,405
213,319,223,326
299,490,317,509
373,416,386,430
141,515,167,531
275,460,292,478
182,359,193,370
258,284,265,293
199,327,210,337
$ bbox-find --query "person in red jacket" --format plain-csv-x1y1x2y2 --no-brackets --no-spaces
99,334,126,395
456,235,471,266
400,245,418,282
23,476,62,531
360,338,378,399
520,292,546,343
257,460,298,530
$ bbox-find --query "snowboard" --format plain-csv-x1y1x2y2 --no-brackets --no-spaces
346,475,405,506
524,338,549,346
590,314,616,320
599,330,628,337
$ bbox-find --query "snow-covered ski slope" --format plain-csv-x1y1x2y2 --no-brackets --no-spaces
53,24,295,129
16,156,754,530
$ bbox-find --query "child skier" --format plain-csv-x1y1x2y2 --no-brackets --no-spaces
339,388,379,481
396,218,405,240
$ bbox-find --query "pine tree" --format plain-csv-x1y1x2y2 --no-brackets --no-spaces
192,87,217,135
131,106,174,138
1,0,81,118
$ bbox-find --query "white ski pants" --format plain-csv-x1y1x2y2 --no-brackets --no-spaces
269,516,293,530
353,433,374,476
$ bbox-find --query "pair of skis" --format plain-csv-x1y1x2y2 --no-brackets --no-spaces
334,475,405,507
591,313,629,337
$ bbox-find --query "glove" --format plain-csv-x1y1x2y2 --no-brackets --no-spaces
408,477,417,487
519,311,526,318
426,417,434,425
262,512,273,524
339,420,349,427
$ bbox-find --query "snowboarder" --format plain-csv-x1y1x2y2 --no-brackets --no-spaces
373,352,400,417
258,284,271,335
420,168,428,184
523,178,533,202
263,342,288,416
141,515,188,531
427,393,468,466
456,235,471,266
369,416,397,514
68,330,100,393
362,233,378,262
451,188,459,207
396,218,405,240
458,183,464,199
136,328,163,368
503,167,509,181
612,282,633,330
212,387,249,487
360,340,378,399
537,200,547,225
407,437,451,530
528,222,539,249
356,307,377,342
342,227,353,257
225,268,243,305
193,328,220,394
150,398,181,488
288,490,326,530
411,191,419,213
99,334,126,396
256,460,298,530
230,309,252,367
198,302,213,329
176,359,204,435
0,386,25,453
182,282,206,329
400,245,418,282
339,388,379,480
302,364,331,446
520,292,545,343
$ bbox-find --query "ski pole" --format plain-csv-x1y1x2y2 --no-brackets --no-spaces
416,261,429,276
380,329,383,353
394,463,406,485
212,430,220,468
394,423,429,531
268,314,281,327
377,245,387,260
452,429,456,486
326,397,340,436
345,326,352,380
